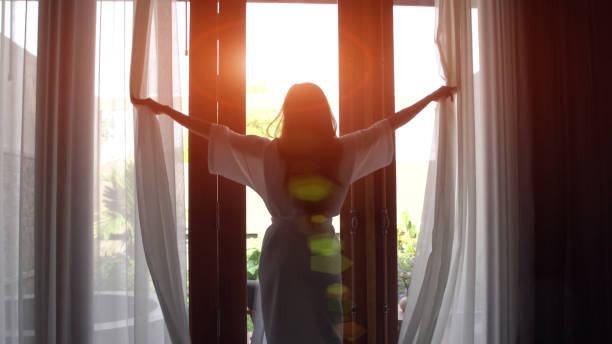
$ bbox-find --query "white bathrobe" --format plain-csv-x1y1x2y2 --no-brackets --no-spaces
208,118,394,344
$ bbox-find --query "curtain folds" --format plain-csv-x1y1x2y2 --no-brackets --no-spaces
2,0,189,342
477,1,533,342
130,0,190,343
1,1,38,342
398,0,530,343
34,0,98,342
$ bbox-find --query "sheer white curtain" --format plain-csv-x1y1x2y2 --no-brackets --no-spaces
398,0,529,343
1,0,189,343
1,1,37,342
129,0,190,343
94,0,189,343
93,0,190,343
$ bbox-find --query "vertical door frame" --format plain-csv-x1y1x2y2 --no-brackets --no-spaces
188,0,247,343
188,1,219,342
217,0,248,342
338,0,396,343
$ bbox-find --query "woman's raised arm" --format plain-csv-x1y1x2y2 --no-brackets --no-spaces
387,85,456,130
131,97,212,140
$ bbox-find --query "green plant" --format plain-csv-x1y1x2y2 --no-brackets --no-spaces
94,162,136,291
95,254,135,291
246,247,261,280
246,108,279,137
397,211,418,298
246,237,263,280
247,314,254,333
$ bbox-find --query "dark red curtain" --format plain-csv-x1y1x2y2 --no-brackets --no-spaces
523,0,612,341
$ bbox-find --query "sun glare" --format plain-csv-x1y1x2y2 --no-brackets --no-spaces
246,3,339,130
247,4,338,95
246,3,340,238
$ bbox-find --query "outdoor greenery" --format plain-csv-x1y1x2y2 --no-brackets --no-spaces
397,211,419,299
94,162,136,291
246,240,262,333
246,108,278,137
247,314,255,334
246,244,262,281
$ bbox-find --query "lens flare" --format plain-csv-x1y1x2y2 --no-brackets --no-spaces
288,175,333,202
308,234,340,256
326,283,349,298
310,214,328,224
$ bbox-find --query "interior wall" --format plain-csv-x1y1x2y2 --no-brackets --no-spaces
523,0,612,342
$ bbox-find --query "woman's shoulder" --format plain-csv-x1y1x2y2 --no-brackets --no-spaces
213,124,272,145
338,118,393,146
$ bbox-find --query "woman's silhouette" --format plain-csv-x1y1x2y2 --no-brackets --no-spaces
132,83,454,344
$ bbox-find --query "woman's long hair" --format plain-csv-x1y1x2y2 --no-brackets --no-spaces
267,83,338,141
267,83,342,213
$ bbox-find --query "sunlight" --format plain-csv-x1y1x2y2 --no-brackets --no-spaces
245,3,339,239
246,3,339,100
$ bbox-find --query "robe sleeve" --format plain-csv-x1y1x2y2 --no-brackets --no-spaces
208,123,270,193
340,118,395,183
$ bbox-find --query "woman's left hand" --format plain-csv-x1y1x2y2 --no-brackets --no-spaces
429,86,457,102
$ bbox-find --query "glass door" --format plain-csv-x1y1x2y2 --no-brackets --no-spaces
245,2,339,341
392,4,442,327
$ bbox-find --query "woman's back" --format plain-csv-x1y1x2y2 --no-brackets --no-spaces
207,118,393,344
207,118,394,224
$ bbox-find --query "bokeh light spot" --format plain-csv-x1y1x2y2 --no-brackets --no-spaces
310,254,352,274
288,175,333,202
326,283,349,298
310,214,328,223
308,233,340,256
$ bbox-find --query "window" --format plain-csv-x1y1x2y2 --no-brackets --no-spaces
1,2,38,342
94,2,189,341
245,3,339,338
393,3,480,329
392,4,441,324
188,1,475,343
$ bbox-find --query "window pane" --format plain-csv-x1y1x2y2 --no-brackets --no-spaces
393,5,443,324
245,2,338,340
245,2,339,253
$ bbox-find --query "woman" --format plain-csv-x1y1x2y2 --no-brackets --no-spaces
132,83,455,343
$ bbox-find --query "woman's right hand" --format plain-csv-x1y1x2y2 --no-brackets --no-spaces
131,96,212,139
429,86,457,102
